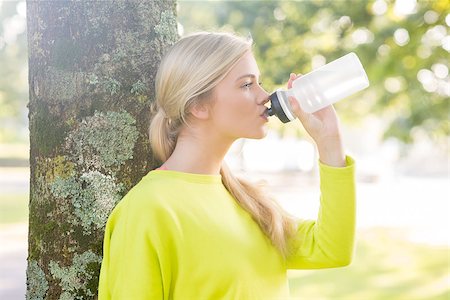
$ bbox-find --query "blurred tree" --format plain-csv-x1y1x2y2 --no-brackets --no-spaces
26,1,177,298
178,0,449,143
1,0,448,144
0,1,28,143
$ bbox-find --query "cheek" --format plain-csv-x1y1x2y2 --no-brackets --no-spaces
226,99,254,125
212,92,255,127
215,96,240,116
230,93,255,113
217,104,242,125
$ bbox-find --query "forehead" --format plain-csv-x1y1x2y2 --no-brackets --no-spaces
227,51,260,78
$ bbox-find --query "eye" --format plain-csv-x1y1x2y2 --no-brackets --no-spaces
242,82,253,89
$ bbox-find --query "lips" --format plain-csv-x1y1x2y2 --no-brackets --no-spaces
260,108,269,117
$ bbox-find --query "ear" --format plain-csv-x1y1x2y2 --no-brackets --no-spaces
189,102,210,120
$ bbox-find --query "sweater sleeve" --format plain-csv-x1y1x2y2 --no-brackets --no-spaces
286,155,356,269
98,198,166,299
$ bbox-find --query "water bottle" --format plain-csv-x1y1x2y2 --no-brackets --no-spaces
267,52,370,123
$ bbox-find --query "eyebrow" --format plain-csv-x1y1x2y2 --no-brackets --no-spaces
235,74,260,82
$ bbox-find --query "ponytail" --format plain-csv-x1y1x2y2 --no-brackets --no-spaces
220,163,296,257
148,107,179,162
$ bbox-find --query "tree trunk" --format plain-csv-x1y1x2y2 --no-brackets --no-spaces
26,1,178,298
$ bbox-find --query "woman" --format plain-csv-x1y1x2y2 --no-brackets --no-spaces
98,31,355,299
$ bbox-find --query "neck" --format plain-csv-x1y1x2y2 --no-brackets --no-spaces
161,125,235,175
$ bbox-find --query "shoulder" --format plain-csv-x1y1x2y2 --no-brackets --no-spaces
117,171,176,212
104,172,180,239
108,170,222,226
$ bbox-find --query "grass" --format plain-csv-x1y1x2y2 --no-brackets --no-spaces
288,228,449,299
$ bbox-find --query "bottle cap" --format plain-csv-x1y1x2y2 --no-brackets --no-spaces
267,91,292,123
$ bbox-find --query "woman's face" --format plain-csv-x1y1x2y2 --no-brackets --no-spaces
208,51,270,141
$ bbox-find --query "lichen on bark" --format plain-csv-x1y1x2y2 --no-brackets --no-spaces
48,110,138,234
26,260,49,300
65,110,139,171
49,251,102,300
154,10,178,46
50,170,124,234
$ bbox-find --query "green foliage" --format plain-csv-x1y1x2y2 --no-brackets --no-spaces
177,0,449,143
1,0,448,143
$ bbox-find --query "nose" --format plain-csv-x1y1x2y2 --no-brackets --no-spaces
256,86,270,105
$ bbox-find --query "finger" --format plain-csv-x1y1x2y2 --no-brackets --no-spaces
288,96,299,111
312,104,337,119
288,96,309,122
287,73,296,89
288,96,321,137
288,73,303,89
288,96,306,118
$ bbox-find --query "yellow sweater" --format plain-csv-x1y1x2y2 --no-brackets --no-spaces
98,156,355,299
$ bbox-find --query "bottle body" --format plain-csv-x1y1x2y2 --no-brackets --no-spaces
267,52,370,122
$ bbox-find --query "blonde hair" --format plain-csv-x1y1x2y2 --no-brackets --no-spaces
149,31,296,256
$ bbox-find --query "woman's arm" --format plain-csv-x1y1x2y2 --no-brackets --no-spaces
286,156,356,269
284,73,356,268
98,198,166,299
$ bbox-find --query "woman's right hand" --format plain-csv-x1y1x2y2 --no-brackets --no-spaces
286,73,346,167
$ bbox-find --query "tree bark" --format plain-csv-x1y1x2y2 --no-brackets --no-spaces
26,1,178,298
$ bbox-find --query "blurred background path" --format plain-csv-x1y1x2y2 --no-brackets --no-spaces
1,167,28,300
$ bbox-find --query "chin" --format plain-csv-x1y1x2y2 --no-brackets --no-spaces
246,128,268,140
